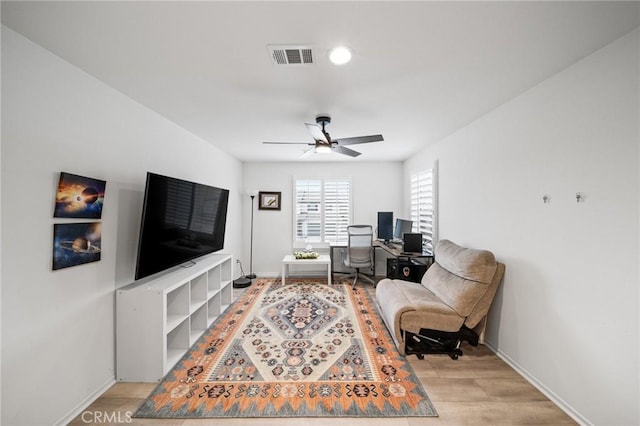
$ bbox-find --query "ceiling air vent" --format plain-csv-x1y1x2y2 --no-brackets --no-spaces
267,45,313,65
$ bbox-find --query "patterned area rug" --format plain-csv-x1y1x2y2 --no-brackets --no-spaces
134,278,437,418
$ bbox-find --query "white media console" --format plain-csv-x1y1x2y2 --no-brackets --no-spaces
116,253,233,382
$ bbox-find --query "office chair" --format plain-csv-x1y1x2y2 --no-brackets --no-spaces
344,225,376,288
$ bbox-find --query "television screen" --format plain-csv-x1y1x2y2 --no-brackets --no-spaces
135,172,229,280
377,211,393,242
394,218,413,240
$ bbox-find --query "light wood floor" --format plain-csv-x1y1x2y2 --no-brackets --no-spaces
71,284,577,425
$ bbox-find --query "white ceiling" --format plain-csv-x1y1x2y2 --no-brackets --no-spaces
2,1,638,162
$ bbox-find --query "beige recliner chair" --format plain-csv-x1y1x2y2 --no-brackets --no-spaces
376,239,505,359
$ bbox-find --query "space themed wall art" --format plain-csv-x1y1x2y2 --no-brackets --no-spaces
52,222,102,270
54,172,106,218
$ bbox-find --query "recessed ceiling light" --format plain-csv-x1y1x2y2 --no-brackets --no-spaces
329,46,352,65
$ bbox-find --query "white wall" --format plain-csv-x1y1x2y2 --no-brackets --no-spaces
3,16,637,426
1,27,244,425
242,162,403,276
405,29,639,426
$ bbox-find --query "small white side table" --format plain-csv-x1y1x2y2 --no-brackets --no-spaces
281,254,332,285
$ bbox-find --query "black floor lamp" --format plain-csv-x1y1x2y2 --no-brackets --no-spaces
233,192,257,288
246,193,256,279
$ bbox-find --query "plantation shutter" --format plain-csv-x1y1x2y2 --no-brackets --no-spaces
324,179,351,244
410,168,435,251
294,178,352,244
295,179,322,243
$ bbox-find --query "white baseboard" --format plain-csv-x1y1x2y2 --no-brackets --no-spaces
256,272,328,279
484,342,589,426
256,273,279,278
55,377,116,426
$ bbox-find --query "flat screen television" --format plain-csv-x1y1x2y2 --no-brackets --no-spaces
394,218,413,240
377,211,393,242
135,172,229,280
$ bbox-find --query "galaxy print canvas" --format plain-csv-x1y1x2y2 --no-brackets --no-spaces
54,172,106,218
53,223,102,270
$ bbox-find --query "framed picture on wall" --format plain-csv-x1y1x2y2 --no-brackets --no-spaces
52,222,102,270
258,191,281,210
54,172,106,218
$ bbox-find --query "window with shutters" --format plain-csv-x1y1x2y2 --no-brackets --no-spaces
410,167,436,251
294,178,352,244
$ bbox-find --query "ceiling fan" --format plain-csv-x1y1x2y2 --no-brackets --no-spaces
263,115,384,157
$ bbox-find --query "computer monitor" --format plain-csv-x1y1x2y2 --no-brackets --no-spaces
403,233,423,253
377,212,393,242
394,218,413,241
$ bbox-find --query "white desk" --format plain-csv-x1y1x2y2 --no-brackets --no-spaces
281,254,332,285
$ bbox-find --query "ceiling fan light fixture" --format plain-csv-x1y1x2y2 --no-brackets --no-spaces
329,46,352,65
315,144,332,154
263,114,383,158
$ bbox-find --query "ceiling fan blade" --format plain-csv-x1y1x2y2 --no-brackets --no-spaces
332,145,361,157
305,123,329,143
263,141,313,145
334,134,384,146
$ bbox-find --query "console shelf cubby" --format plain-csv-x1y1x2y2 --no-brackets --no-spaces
116,253,233,382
